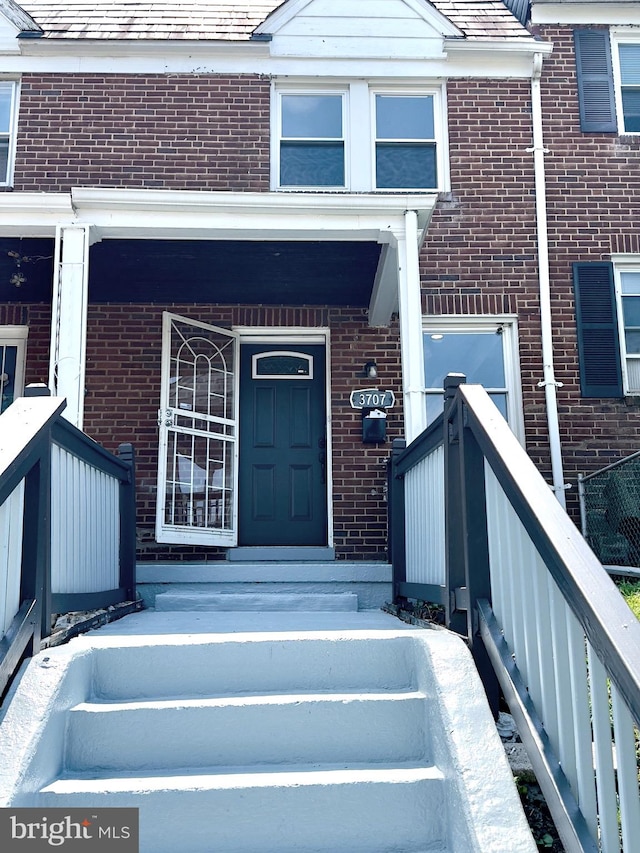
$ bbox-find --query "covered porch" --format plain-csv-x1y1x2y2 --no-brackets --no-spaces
0,188,437,560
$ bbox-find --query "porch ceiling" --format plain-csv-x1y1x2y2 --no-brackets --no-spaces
0,237,382,306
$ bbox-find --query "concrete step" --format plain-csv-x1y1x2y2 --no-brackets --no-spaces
65,690,429,772
154,591,359,611
0,611,538,853
38,764,447,853
89,634,417,700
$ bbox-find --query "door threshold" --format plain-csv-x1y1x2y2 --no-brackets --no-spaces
227,546,335,562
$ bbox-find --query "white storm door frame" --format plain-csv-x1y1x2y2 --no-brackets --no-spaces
156,312,240,546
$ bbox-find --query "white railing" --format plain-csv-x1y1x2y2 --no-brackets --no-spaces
404,445,445,586
391,375,640,852
0,395,136,695
51,444,120,596
0,481,24,638
485,464,640,851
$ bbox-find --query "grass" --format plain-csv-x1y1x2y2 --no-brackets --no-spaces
617,578,640,620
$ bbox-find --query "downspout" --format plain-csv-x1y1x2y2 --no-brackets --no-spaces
530,52,567,508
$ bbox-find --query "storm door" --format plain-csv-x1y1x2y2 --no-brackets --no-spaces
238,344,327,546
156,312,239,546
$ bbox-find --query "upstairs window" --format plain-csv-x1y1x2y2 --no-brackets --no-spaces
273,82,447,192
374,94,437,189
618,44,640,133
0,82,18,186
278,93,346,188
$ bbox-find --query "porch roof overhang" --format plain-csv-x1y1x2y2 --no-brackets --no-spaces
0,188,437,322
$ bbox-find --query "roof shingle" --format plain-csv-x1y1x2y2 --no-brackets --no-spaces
14,1,532,41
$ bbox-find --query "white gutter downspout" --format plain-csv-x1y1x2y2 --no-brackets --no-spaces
530,52,567,508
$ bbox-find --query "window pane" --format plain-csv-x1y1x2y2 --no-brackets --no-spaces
625,330,640,354
0,84,12,133
255,355,311,377
375,95,434,139
425,390,507,423
281,95,342,139
620,272,640,294
0,141,8,183
622,89,640,132
620,44,640,85
423,331,506,389
0,345,17,413
376,142,437,189
622,296,640,326
280,141,344,186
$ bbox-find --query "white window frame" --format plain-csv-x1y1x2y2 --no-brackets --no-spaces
613,258,640,394
422,316,524,441
273,86,349,190
370,87,445,192
271,80,448,192
611,31,640,135
0,80,19,187
0,325,28,410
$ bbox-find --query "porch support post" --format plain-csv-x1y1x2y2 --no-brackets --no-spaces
396,210,426,443
49,225,91,430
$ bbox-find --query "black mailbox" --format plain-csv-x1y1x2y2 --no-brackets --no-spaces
362,408,387,443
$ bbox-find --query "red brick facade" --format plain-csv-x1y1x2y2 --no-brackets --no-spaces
15,74,271,192
534,25,640,516
8,30,639,551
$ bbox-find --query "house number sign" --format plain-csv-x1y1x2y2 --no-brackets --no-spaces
349,389,396,409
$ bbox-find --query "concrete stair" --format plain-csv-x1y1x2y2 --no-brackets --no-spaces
154,591,359,611
0,609,537,853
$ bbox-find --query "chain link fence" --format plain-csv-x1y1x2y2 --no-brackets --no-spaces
579,450,640,568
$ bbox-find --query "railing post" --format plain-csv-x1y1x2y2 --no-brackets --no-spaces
388,438,407,604
117,443,137,602
458,410,500,717
20,442,52,646
444,373,467,637
444,373,499,716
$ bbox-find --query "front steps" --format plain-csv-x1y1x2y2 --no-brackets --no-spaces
136,560,392,611
0,610,537,853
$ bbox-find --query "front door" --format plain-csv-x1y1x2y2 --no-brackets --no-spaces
238,344,327,546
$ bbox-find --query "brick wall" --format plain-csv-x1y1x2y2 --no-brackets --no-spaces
14,74,271,192
532,25,640,517
420,78,552,476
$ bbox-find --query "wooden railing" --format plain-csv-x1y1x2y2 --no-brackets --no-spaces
0,395,136,695
390,375,640,852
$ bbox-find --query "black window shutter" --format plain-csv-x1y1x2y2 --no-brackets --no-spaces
573,262,623,397
574,29,617,132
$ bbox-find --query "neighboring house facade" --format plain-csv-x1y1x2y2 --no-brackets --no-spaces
527,0,640,524
0,0,635,565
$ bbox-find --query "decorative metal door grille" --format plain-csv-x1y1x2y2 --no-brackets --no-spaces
156,314,238,546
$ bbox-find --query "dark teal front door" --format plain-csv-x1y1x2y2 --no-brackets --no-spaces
238,344,327,546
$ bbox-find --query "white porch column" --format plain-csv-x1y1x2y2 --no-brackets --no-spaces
49,225,90,430
396,210,426,443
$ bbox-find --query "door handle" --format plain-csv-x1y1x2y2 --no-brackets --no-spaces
318,451,326,484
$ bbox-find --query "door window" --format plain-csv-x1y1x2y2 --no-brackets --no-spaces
252,351,313,379
0,327,27,413
423,319,523,438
